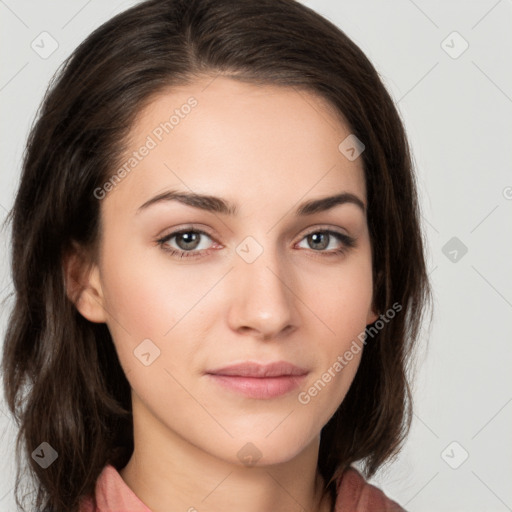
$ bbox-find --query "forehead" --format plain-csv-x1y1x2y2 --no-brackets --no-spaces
103,76,366,216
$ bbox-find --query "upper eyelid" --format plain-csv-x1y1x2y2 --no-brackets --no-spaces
159,227,216,243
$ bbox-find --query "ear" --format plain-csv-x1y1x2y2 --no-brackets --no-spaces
62,242,108,323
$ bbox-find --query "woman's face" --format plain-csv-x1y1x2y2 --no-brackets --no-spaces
79,76,377,466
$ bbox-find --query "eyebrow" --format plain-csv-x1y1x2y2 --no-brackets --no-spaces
136,189,366,216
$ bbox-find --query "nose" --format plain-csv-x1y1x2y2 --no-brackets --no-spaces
226,243,299,341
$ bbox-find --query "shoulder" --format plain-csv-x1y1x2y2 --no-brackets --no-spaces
334,466,406,512
78,464,151,512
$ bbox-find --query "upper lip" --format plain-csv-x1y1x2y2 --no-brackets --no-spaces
206,361,309,378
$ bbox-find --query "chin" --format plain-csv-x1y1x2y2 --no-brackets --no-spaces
220,432,316,468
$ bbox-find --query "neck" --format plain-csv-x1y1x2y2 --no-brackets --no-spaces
119,395,333,512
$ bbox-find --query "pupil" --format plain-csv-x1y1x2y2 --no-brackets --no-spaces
310,232,328,250
178,232,199,250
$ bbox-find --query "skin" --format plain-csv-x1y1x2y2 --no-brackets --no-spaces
66,76,378,512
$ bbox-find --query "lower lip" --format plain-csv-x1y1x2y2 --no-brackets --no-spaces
207,374,307,399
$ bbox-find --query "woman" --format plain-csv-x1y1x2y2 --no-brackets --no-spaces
1,0,431,510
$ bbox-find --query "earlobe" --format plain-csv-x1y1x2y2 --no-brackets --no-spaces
62,245,107,324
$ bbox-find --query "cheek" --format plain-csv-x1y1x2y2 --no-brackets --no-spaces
99,243,219,377
296,262,372,423
309,254,374,339
102,265,170,337
100,242,199,337
301,250,373,401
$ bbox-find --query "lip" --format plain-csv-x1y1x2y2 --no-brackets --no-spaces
206,361,309,378
205,361,309,399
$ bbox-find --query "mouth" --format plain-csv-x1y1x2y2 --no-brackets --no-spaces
205,361,309,399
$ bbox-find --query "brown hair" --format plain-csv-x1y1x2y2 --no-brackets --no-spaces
1,0,431,510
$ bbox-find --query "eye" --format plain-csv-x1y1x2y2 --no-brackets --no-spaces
156,228,216,259
296,229,356,257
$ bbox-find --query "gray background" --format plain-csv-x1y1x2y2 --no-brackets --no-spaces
1,1,511,511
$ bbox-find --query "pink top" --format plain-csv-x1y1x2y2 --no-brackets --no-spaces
80,463,405,511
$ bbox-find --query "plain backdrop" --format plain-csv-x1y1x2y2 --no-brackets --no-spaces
1,1,511,511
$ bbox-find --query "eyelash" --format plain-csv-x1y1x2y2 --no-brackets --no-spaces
156,226,356,260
